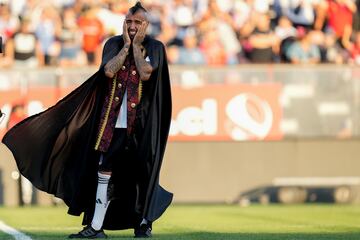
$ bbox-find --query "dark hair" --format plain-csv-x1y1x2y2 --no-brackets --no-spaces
129,1,147,14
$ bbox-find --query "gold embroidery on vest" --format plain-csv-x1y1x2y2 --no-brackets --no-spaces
94,76,117,150
138,80,142,102
138,47,146,102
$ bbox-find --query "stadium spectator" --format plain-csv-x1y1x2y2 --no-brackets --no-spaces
166,44,180,64
253,0,274,14
281,0,320,28
344,31,360,64
199,0,241,64
285,27,321,64
170,0,195,40
77,4,104,65
159,18,183,47
143,2,163,38
247,13,280,63
1,0,360,66
58,6,85,67
177,30,206,65
6,17,44,67
353,0,360,32
320,30,348,64
275,16,298,41
35,6,62,66
315,0,356,43
7,0,27,17
96,1,127,37
18,0,43,31
199,20,228,65
0,3,19,46
232,0,253,31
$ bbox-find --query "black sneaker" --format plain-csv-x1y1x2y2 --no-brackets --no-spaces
68,225,107,239
134,223,152,238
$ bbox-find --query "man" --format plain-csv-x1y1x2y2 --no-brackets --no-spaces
2,2,172,239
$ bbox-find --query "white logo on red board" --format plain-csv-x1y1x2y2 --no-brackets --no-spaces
225,93,273,140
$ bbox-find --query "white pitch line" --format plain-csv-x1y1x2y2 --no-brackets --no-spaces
0,221,32,240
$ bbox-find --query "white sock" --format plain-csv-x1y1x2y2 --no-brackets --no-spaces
140,218,148,226
91,172,111,231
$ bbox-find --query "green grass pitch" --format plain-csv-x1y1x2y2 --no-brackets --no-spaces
0,204,360,239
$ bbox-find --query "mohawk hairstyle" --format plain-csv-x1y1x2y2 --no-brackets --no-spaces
129,1,147,14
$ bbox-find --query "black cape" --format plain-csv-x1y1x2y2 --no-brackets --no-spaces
2,35,173,230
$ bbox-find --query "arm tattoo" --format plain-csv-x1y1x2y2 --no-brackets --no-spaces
104,45,129,78
133,44,153,81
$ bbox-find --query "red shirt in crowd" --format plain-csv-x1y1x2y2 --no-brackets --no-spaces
327,0,353,37
77,17,104,53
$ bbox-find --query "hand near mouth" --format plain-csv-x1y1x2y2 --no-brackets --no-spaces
123,21,131,47
133,21,148,47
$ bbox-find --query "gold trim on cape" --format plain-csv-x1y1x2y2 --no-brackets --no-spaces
94,76,117,150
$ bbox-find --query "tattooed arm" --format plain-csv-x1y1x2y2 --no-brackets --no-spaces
104,22,132,78
132,22,153,81
104,45,129,78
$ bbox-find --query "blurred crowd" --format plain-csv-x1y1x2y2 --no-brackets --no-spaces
1,0,360,68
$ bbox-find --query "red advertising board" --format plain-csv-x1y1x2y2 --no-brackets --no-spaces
170,83,283,141
0,83,283,141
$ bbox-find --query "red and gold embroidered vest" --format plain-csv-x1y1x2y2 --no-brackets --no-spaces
94,55,142,152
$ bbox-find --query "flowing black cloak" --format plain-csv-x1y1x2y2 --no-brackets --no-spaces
2,35,173,230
